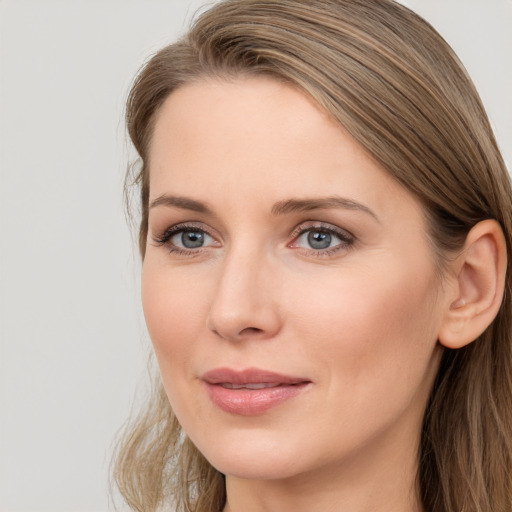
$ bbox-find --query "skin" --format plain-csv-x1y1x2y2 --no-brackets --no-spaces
142,77,455,512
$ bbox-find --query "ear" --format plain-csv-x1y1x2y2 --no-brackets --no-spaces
438,219,507,349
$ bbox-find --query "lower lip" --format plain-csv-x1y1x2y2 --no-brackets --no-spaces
205,382,310,416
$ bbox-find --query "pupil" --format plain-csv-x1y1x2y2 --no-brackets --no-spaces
308,231,331,249
182,231,204,248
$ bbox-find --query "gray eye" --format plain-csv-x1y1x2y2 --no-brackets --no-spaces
171,230,214,249
307,231,332,249
182,231,204,248
295,228,346,251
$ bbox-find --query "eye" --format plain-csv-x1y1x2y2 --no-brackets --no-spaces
152,223,219,254
171,229,214,249
289,224,354,255
300,230,336,250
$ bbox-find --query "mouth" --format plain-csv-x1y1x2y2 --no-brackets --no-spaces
201,367,311,415
219,382,290,390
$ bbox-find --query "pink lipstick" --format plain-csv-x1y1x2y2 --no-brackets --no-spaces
201,368,311,415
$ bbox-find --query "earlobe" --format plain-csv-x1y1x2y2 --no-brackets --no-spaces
438,219,507,349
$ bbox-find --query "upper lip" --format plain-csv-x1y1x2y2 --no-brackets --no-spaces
201,367,310,386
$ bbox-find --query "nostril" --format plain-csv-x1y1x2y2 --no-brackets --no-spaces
239,327,264,336
209,324,272,342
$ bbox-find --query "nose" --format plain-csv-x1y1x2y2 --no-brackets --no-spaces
206,245,282,342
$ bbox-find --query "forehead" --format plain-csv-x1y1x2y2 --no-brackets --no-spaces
149,76,341,166
148,76,422,224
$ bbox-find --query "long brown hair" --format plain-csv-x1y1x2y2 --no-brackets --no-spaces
112,1,512,511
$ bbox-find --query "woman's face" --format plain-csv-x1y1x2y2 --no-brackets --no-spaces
143,77,448,482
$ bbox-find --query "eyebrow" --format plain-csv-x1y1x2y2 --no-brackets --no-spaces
149,194,379,222
271,196,379,221
149,194,212,213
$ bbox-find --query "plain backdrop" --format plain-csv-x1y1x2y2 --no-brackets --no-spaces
0,1,510,511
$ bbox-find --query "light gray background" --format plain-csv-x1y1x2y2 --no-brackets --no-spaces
1,1,510,511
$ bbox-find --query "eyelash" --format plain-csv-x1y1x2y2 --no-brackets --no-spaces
289,223,355,257
152,222,355,257
152,223,216,256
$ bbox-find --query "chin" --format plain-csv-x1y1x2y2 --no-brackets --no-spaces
189,429,308,481
209,453,303,481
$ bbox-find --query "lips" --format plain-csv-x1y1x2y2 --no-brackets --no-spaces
201,367,311,415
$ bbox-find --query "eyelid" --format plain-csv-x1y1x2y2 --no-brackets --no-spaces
289,221,355,241
150,220,354,257
151,222,220,250
288,221,355,255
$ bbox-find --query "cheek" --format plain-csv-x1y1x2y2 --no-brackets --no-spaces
141,260,214,423
142,260,207,367
287,259,442,388
280,260,443,456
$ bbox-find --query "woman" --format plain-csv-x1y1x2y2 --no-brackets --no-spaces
113,1,512,511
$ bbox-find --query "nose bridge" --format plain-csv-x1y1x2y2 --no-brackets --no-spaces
207,239,280,341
